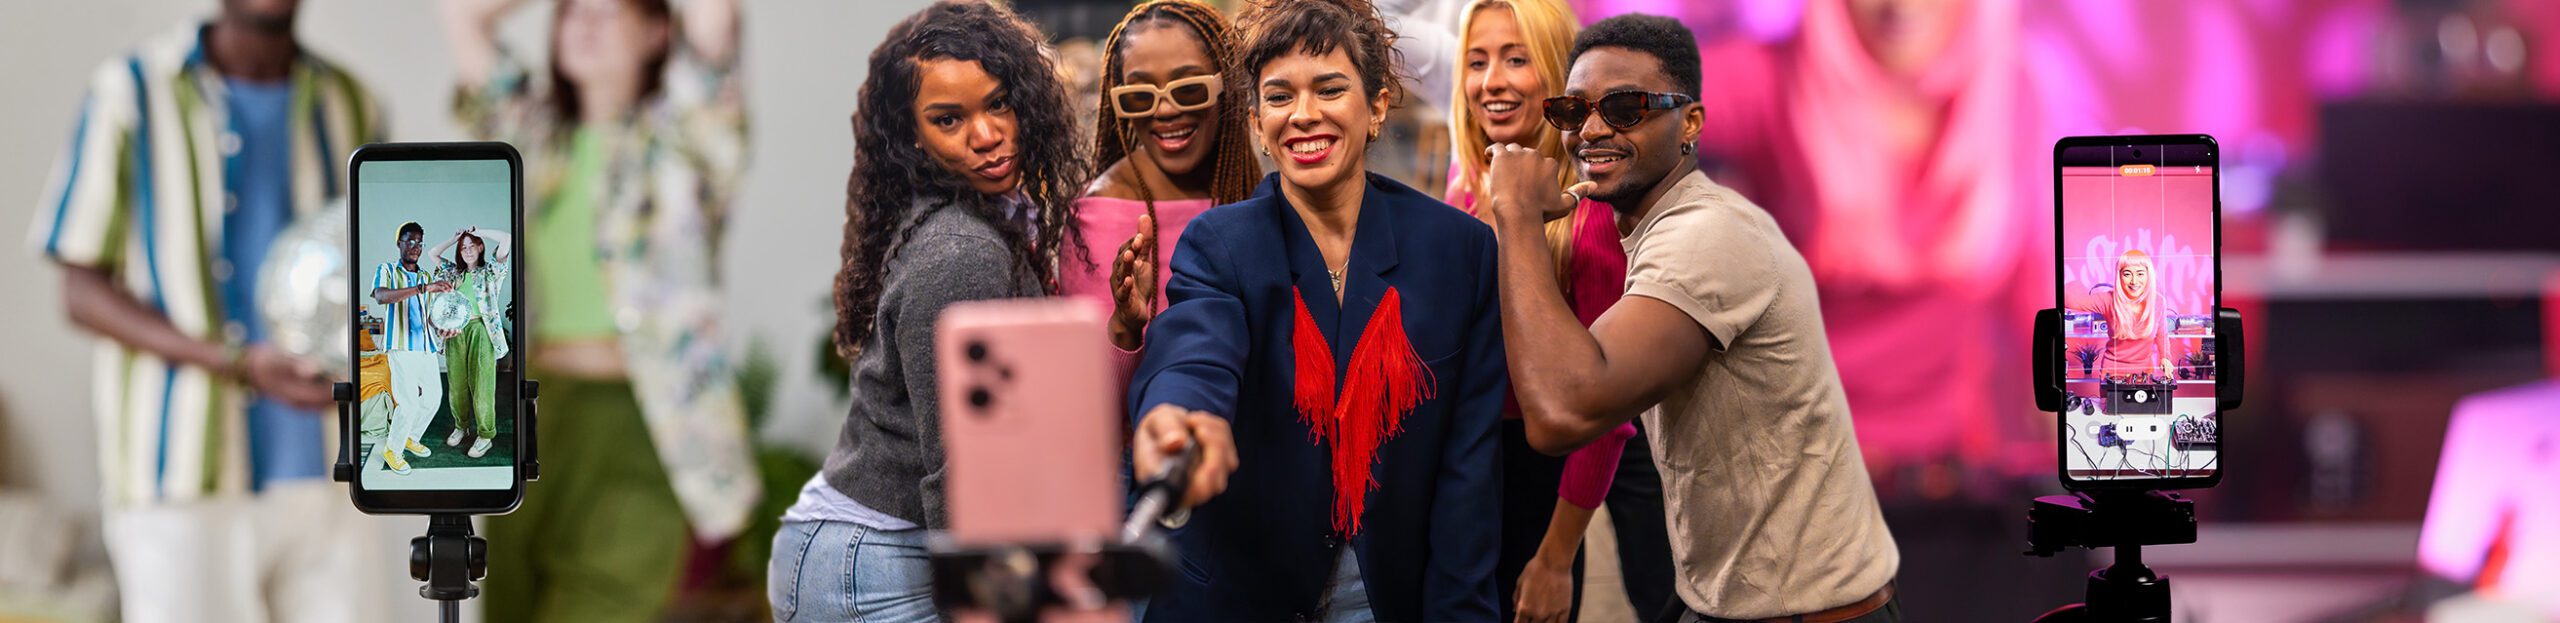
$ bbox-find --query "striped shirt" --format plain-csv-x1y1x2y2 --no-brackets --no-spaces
371,261,442,353
26,22,382,507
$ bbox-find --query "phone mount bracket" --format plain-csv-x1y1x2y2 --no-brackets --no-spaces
330,378,540,623
2026,307,2244,622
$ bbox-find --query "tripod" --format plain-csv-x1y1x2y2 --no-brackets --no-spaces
2027,308,2245,622
331,379,541,623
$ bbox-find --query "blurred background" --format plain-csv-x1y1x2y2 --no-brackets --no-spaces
0,0,2555,621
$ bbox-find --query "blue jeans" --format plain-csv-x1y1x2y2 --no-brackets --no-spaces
1319,551,1375,623
769,519,936,622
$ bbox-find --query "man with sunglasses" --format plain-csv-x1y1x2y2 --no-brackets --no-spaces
368,221,453,475
1481,14,1901,623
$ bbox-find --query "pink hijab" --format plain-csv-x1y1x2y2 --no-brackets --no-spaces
2110,249,2159,342
1781,0,2024,294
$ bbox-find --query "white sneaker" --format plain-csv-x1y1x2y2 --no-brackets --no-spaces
384,448,413,475
468,437,494,459
447,428,466,448
405,438,433,458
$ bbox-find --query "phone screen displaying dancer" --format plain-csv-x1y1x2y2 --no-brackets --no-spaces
2054,136,2220,488
349,143,525,511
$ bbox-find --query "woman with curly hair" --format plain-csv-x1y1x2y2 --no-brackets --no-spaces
1125,0,1505,620
766,2,1090,620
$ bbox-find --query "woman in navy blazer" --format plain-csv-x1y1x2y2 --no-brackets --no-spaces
1126,0,1504,621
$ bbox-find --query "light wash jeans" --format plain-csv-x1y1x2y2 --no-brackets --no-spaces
769,519,937,622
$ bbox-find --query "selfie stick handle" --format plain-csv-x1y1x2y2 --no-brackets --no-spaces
1122,442,1200,543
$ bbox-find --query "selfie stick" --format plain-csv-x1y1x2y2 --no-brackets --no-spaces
331,379,542,623
2024,308,2243,623
927,442,1196,623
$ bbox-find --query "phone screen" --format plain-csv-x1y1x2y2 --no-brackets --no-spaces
2055,139,2219,486
351,155,520,494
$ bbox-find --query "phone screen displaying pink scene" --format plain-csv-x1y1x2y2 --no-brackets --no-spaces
2056,140,2219,484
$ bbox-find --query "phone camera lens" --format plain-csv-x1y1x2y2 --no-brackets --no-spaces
968,387,993,409
965,341,988,362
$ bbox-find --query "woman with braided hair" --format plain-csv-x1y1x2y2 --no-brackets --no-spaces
1067,0,1262,356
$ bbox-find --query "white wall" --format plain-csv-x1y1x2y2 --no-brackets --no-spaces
0,0,929,618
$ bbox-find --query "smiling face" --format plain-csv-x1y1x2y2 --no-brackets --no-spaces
1254,48,1390,197
1463,6,1547,147
1560,47,1700,208
2119,261,2150,299
913,58,1023,196
458,235,485,268
1118,21,1223,178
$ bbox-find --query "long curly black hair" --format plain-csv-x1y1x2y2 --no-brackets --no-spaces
833,0,1092,356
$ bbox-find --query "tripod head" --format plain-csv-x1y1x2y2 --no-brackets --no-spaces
330,379,541,622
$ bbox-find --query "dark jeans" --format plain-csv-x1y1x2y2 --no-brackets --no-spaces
1682,596,1903,623
1497,420,1585,622
1610,420,1682,623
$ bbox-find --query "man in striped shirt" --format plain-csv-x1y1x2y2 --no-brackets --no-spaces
370,221,449,475
26,0,392,620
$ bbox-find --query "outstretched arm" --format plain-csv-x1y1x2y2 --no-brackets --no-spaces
438,0,530,89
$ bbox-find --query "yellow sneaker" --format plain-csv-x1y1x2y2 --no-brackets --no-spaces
384,447,413,475
405,438,433,459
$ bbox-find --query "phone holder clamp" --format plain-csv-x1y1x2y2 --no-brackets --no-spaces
2025,307,2244,622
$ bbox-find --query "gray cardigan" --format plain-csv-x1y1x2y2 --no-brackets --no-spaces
822,198,1045,528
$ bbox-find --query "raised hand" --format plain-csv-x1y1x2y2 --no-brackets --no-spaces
1107,214,1159,351
1484,143,1584,227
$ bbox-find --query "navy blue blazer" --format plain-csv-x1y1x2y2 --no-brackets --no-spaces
1130,173,1506,622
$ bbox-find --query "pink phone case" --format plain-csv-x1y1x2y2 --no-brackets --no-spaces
935,298,1124,547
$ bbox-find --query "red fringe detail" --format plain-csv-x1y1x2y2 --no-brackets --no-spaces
1290,287,1436,537
1292,292,1337,431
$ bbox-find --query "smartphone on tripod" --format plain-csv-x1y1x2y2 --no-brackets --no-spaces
2052,135,2223,491
345,142,528,514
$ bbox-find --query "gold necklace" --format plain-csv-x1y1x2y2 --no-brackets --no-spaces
1328,268,1345,296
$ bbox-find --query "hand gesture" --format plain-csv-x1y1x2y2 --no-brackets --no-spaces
238,345,334,411
1132,404,1237,510
1484,144,1592,227
1107,214,1159,351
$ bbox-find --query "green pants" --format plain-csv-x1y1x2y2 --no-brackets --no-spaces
483,370,687,623
445,320,499,439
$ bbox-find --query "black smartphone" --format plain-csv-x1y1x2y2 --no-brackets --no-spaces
346,142,527,513
2052,134,2222,491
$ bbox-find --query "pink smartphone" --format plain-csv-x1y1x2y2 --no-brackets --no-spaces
935,298,1124,547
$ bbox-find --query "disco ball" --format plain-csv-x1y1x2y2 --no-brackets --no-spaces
257,200,352,373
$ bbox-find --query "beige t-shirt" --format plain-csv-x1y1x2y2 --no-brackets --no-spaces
1620,171,1899,619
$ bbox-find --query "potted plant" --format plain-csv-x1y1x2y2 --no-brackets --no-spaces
2179,351,2214,380
2070,343,2101,377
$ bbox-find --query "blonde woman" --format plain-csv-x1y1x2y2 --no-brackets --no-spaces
1444,0,1669,620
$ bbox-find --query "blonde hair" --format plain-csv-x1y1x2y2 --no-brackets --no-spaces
1449,0,1583,271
